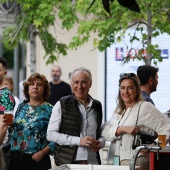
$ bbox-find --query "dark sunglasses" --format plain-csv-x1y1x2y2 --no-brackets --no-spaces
120,73,136,78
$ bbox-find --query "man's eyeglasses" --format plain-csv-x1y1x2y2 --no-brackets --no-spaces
119,73,136,78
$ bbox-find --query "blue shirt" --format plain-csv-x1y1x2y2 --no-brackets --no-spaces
10,102,55,153
141,91,155,105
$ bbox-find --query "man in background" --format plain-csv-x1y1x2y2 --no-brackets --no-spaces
137,65,159,105
48,65,72,106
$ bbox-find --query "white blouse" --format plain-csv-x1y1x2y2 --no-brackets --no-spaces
101,101,170,161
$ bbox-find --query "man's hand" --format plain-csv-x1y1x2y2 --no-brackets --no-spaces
80,136,101,152
89,141,102,152
80,136,97,147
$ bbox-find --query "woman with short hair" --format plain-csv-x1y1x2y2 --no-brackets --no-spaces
3,73,54,170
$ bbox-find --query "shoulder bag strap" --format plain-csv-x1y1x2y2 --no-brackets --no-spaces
135,102,144,126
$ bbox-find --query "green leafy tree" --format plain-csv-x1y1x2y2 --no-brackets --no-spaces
1,0,170,67
1,0,69,73
67,0,170,65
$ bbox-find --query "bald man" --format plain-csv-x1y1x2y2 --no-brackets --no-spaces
48,65,72,106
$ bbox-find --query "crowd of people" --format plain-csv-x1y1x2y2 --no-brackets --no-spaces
0,57,170,170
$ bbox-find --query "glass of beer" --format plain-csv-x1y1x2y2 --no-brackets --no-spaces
4,110,13,125
158,134,166,148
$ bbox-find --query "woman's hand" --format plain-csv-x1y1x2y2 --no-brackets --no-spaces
32,151,44,162
116,126,141,136
32,146,50,162
124,126,141,135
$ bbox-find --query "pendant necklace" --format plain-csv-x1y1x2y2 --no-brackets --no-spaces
29,101,44,110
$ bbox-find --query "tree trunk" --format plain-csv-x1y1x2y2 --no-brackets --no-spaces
29,24,36,74
146,9,152,65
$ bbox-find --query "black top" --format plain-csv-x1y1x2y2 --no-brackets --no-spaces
48,81,72,106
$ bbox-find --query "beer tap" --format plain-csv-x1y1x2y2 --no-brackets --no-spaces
129,141,162,170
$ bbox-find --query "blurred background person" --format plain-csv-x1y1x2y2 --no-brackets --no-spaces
0,119,6,170
0,57,15,114
0,57,15,170
3,76,20,115
0,57,15,144
137,65,159,105
101,73,170,170
19,80,26,102
48,65,72,106
3,73,54,170
0,119,7,170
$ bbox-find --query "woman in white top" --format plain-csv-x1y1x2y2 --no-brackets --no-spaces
101,73,170,170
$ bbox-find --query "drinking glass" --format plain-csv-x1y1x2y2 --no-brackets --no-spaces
158,134,166,148
4,110,13,125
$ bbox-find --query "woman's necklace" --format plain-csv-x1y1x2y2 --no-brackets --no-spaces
118,106,134,126
29,101,44,109
30,105,38,110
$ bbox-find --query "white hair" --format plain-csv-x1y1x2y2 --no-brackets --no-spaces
70,67,92,83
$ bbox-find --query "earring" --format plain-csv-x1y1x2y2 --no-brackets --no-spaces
3,75,6,78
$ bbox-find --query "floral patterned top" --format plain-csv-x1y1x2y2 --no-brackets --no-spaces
10,102,55,153
0,87,15,113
